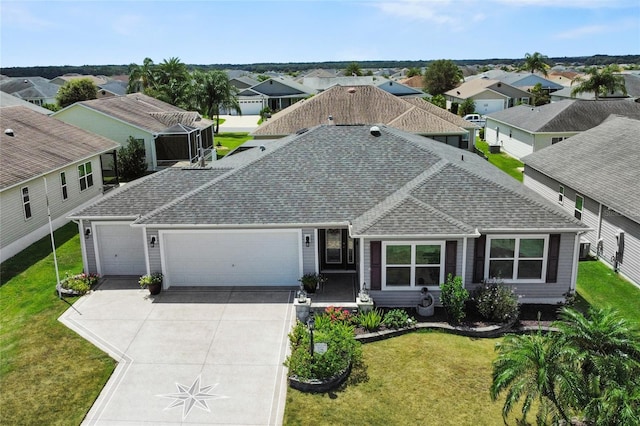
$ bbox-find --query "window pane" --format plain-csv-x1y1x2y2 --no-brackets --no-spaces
386,245,411,264
22,187,29,201
575,196,583,211
489,260,514,279
87,174,94,187
416,245,440,264
386,267,410,286
60,172,66,185
490,239,515,258
85,162,92,173
24,203,31,219
78,165,85,177
519,239,544,258
62,186,68,200
416,267,440,286
80,178,87,191
518,260,543,279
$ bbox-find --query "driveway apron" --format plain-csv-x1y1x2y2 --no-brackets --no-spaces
59,277,295,425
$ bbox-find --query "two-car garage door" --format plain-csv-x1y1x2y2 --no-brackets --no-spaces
162,230,301,287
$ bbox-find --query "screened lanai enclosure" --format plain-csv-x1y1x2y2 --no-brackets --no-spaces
154,124,215,167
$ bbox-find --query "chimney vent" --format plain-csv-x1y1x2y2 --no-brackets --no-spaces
4,129,14,137
369,126,381,137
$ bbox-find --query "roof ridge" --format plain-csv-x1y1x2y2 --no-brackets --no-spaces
406,195,477,233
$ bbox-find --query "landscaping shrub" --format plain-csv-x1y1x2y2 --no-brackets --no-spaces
356,309,383,332
472,278,519,323
440,274,469,324
382,308,415,329
60,272,99,294
324,306,352,324
285,320,361,381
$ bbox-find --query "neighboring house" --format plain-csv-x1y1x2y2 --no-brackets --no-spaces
399,75,425,89
50,74,110,87
494,72,564,93
485,99,640,159
0,77,60,106
234,76,316,115
0,106,119,262
70,124,587,306
550,74,640,103
302,76,424,97
229,76,260,90
522,116,640,286
251,85,478,150
0,91,52,114
97,81,128,98
53,93,215,170
546,71,581,88
444,78,531,114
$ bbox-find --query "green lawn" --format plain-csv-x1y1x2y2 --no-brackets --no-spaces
475,139,524,182
215,131,253,158
0,223,115,425
284,331,531,425
576,260,640,325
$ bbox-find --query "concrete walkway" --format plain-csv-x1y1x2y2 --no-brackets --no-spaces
60,277,295,425
218,115,261,133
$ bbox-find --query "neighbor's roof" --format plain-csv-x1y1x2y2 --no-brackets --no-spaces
522,116,640,220
74,124,586,235
0,92,52,114
252,85,469,137
0,77,59,99
56,93,213,133
0,106,119,190
487,99,640,132
444,78,504,99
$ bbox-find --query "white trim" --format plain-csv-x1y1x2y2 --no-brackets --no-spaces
461,236,468,286
351,232,479,239
381,241,445,291
359,237,365,291
78,219,89,274
570,233,581,293
558,185,564,205
60,171,69,201
21,186,32,220
313,229,320,274
143,227,150,276
484,234,549,284
574,193,584,220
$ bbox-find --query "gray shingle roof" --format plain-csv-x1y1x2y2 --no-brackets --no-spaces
522,116,640,220
0,106,119,190
0,77,60,99
487,99,640,132
132,125,585,234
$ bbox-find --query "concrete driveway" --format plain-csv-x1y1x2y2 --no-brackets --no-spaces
218,115,260,133
60,277,295,425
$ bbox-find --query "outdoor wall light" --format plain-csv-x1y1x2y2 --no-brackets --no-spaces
150,236,157,248
304,234,311,247
84,228,91,239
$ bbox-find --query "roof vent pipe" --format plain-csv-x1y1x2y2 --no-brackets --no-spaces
369,126,381,137
4,129,14,137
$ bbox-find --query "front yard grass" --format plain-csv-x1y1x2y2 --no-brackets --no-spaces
215,131,253,158
475,139,524,182
0,222,115,425
284,331,531,425
576,259,640,325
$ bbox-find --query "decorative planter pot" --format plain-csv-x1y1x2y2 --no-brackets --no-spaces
289,363,351,393
416,294,435,317
294,298,311,322
147,282,162,295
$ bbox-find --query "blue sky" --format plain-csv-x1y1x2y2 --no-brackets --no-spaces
1,0,639,67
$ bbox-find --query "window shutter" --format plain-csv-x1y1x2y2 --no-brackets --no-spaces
472,235,486,283
546,234,561,283
445,241,457,278
370,241,381,290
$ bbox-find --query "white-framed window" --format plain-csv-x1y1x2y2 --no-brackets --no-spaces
558,185,564,205
485,235,548,283
382,241,445,289
21,186,32,220
78,162,93,191
60,172,68,201
575,194,584,220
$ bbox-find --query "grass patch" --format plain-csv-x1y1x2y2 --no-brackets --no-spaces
284,331,530,425
476,139,524,182
576,260,640,325
215,132,253,158
0,222,115,425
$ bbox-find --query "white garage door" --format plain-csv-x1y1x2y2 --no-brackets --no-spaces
95,223,146,276
475,99,505,114
239,100,264,115
162,230,301,287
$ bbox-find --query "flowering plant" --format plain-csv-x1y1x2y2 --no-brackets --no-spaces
60,272,100,294
139,272,163,287
324,305,352,323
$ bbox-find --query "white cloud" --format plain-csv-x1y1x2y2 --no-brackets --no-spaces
1,3,55,30
554,24,608,39
373,0,473,29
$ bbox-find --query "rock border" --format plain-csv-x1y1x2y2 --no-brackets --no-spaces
289,363,351,393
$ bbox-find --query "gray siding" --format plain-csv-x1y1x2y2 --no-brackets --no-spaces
147,228,161,273
600,209,640,285
301,228,316,274
82,219,98,274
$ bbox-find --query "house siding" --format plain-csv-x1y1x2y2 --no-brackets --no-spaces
83,220,98,273
147,228,161,273
485,120,578,159
524,166,640,287
1,159,104,263
54,106,156,170
302,228,316,274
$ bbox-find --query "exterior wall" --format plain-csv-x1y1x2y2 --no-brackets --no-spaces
301,228,317,274
147,228,161,274
485,119,578,159
81,219,98,273
524,166,640,287
0,158,104,262
54,106,157,170
473,98,505,115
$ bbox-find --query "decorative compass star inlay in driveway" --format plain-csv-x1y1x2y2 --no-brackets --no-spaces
157,375,228,419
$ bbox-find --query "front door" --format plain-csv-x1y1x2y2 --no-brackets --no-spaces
319,229,357,271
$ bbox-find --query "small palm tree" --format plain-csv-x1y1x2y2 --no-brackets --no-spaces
127,57,156,93
192,70,241,133
523,52,550,76
491,329,575,424
571,66,627,100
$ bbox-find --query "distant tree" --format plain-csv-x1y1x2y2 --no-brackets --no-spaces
428,94,446,109
423,59,463,96
459,98,476,116
127,57,156,93
56,78,97,108
117,137,147,181
406,67,422,78
529,83,550,106
42,103,61,112
522,52,550,76
192,70,241,133
344,62,363,77
256,74,270,82
571,65,627,100
154,57,190,107
364,70,374,76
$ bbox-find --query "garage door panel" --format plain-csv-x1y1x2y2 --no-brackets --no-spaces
163,231,300,287
96,224,146,276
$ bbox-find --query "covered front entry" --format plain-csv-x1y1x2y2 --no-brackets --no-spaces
318,229,357,271
161,230,302,287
